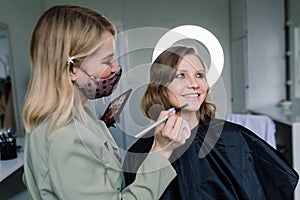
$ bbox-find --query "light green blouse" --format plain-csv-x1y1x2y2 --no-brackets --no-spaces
23,107,176,199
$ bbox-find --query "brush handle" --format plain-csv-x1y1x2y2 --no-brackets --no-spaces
134,104,189,138
134,111,172,138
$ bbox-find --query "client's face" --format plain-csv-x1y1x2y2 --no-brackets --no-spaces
166,54,208,112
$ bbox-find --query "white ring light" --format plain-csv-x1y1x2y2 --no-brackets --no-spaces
152,25,224,87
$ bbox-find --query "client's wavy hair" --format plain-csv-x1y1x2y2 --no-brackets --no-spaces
141,46,216,123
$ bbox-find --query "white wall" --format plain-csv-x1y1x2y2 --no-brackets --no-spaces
288,0,300,21
230,0,286,112
287,0,300,108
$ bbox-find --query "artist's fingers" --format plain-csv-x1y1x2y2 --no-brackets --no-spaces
160,115,177,137
162,115,186,143
170,117,186,142
157,110,169,120
154,111,170,134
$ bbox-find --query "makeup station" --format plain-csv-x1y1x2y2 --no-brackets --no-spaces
0,22,24,189
0,137,24,182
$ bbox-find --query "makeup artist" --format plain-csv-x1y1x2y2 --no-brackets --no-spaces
22,5,186,199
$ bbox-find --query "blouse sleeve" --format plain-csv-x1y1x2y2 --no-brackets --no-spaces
48,128,176,200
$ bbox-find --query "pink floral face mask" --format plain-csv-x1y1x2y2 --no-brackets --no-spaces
75,66,122,99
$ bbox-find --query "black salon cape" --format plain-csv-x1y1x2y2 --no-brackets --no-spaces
123,119,299,200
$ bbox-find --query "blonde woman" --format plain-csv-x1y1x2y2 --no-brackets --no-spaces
22,5,186,199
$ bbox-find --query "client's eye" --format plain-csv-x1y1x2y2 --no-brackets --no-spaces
175,73,185,79
196,73,205,78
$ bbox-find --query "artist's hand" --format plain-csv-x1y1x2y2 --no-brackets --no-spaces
151,111,186,158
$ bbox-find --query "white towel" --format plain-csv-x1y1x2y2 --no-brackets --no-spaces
226,113,276,149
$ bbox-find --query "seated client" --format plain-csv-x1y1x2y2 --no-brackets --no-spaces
123,45,299,200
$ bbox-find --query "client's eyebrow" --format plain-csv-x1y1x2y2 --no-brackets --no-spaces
176,68,205,73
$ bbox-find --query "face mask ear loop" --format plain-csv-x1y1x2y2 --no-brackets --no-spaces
79,67,93,78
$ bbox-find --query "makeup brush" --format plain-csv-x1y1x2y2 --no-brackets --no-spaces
135,103,189,138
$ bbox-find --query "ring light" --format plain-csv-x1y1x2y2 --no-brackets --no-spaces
152,25,224,87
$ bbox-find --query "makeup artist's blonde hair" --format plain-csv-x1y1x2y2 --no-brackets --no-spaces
22,5,116,133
